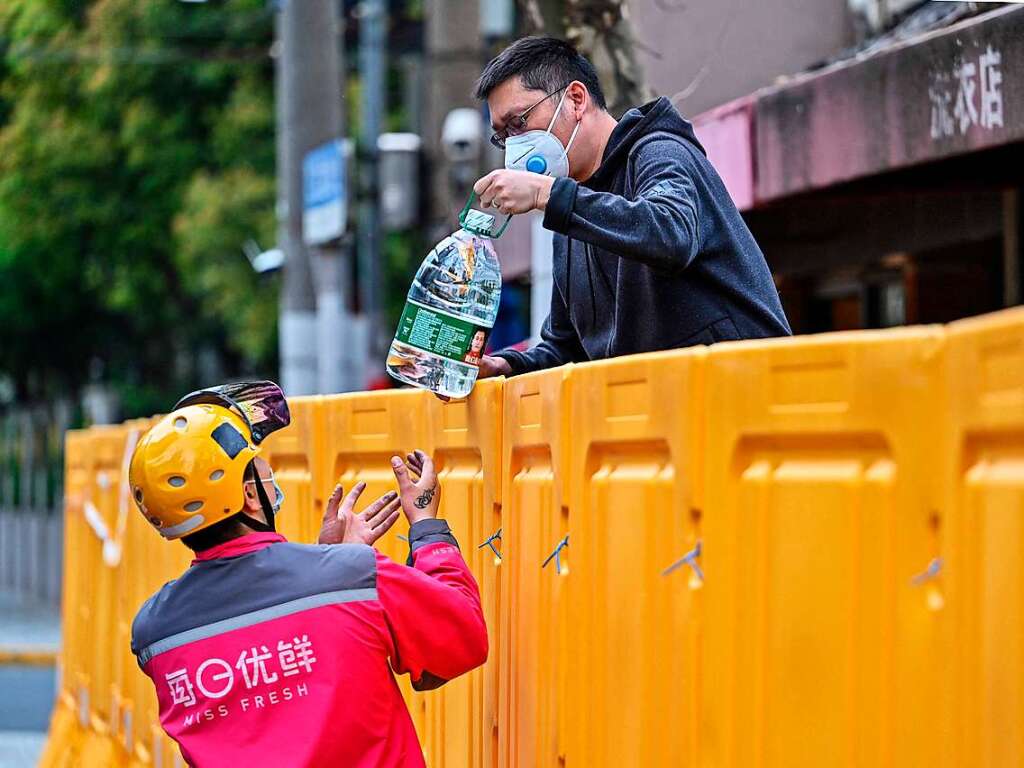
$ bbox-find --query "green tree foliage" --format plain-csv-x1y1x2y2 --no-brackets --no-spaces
0,0,277,413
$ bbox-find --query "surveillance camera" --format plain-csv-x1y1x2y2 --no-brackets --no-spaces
252,248,285,274
243,239,286,274
441,108,483,163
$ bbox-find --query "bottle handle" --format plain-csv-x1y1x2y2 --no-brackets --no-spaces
459,192,513,238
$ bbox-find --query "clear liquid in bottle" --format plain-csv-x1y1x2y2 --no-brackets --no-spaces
386,220,502,399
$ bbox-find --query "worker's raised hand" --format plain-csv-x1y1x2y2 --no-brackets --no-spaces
474,169,555,215
317,482,401,547
390,450,441,525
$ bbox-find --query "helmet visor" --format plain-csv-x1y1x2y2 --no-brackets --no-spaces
174,381,291,445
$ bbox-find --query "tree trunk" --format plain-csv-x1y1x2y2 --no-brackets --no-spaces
516,0,652,117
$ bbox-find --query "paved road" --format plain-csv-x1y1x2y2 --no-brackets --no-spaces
0,590,60,768
0,592,60,652
0,732,46,768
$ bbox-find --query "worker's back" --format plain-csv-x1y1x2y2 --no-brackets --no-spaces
131,527,487,768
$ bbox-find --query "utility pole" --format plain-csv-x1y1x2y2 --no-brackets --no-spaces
276,0,347,395
358,0,386,366
424,0,483,239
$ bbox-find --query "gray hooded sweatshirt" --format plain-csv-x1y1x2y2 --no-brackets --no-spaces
494,97,791,375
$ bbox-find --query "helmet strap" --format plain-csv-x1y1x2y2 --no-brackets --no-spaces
244,461,277,533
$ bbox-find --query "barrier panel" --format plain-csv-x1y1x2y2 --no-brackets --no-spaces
499,366,571,768
318,388,432,743
40,309,1024,767
117,419,193,768
944,307,1024,768
420,379,503,768
564,349,706,768
261,397,323,546
701,328,950,768
38,429,90,768
42,419,196,768
76,425,131,766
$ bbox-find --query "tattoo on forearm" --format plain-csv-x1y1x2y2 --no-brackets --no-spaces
414,484,436,510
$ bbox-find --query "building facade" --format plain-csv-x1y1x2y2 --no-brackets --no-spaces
689,3,1022,333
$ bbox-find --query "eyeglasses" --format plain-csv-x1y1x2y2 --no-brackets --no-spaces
489,83,572,149
244,474,275,488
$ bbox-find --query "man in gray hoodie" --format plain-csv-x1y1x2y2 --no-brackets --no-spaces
472,37,791,378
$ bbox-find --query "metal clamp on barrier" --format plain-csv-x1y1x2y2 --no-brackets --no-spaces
123,708,133,755
153,730,164,768
911,556,945,611
662,540,704,588
478,528,502,562
911,556,942,585
542,534,569,575
78,686,89,728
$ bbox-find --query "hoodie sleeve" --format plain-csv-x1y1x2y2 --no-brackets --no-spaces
492,264,586,375
543,137,702,273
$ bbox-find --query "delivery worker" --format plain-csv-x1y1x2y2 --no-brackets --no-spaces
128,381,487,767
471,37,792,378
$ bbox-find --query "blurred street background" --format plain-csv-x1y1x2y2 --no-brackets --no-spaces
0,0,1021,764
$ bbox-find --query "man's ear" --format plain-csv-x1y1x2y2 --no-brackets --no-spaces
241,482,263,514
239,484,269,529
567,81,588,119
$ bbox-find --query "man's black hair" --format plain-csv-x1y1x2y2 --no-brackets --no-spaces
474,36,607,110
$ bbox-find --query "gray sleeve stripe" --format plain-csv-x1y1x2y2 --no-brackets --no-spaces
136,587,379,666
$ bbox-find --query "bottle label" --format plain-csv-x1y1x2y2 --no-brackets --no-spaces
395,300,491,365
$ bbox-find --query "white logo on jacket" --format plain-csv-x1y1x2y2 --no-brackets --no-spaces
164,633,319,728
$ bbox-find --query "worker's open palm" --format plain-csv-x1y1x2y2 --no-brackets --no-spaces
318,482,401,547
390,450,441,525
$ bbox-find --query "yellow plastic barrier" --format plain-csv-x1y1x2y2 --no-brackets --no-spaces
119,419,193,767
499,366,571,768
701,328,949,768
944,307,1024,768
112,419,153,768
318,388,431,741
564,348,706,767
42,308,1024,767
419,379,503,768
44,419,193,768
38,430,90,768
261,397,323,545
77,425,130,766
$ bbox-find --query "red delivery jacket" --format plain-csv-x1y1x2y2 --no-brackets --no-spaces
131,519,487,767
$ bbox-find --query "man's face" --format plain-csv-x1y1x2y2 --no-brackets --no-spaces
487,77,583,171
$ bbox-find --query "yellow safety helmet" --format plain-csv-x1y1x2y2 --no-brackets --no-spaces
129,381,290,540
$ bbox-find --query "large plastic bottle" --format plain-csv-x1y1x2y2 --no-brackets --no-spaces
386,197,507,398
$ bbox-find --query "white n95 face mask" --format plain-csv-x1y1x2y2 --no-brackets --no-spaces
270,474,285,515
504,88,581,178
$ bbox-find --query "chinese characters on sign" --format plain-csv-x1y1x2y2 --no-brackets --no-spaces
930,45,1005,140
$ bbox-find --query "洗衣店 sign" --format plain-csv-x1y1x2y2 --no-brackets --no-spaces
303,139,346,245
